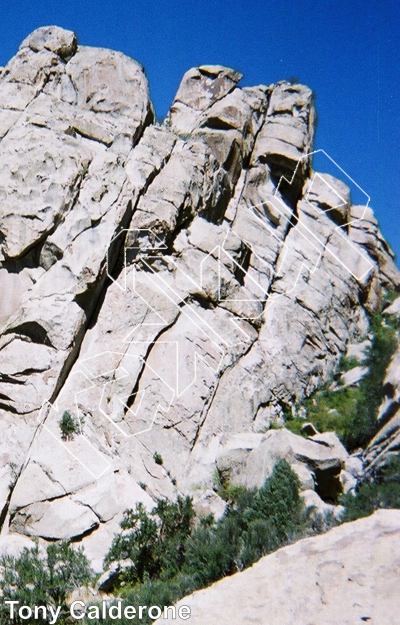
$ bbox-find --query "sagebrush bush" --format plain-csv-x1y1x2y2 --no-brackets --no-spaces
0,541,92,624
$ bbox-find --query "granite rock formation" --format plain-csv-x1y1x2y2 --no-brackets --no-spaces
0,26,399,568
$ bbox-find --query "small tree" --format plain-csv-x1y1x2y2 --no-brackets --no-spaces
104,503,159,585
104,497,195,586
59,410,80,441
253,458,303,541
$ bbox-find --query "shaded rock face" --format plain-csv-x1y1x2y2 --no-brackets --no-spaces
0,26,399,564
365,318,400,475
155,510,400,625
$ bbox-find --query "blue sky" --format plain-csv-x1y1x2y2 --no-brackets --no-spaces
1,0,399,260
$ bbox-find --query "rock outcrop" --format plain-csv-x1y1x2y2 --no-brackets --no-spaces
0,26,399,566
155,509,400,625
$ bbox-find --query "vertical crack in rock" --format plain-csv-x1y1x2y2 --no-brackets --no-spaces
123,315,181,415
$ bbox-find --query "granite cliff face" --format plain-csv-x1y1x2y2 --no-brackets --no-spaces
0,26,399,568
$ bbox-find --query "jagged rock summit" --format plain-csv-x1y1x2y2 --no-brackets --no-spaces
0,26,399,567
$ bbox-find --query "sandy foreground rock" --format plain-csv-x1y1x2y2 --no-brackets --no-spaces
155,509,400,625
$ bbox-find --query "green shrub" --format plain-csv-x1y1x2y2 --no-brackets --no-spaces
86,576,196,625
284,417,306,436
341,454,400,521
59,410,81,441
183,519,241,585
0,541,92,624
303,387,361,440
153,451,163,466
153,496,194,579
339,355,361,372
382,289,399,307
212,469,249,502
341,478,400,522
104,496,195,586
181,461,303,587
253,458,303,541
104,503,159,585
238,518,278,569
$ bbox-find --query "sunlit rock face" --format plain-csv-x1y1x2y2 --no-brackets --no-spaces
155,510,400,625
0,26,398,568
